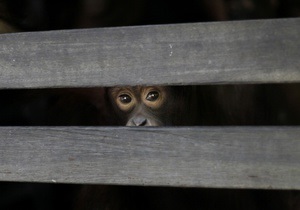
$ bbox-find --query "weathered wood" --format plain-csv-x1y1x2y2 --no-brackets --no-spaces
0,18,299,88
0,126,299,189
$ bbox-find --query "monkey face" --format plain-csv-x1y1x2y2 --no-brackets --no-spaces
108,86,174,126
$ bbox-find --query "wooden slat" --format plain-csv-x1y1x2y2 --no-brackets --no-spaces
0,126,299,189
0,18,299,88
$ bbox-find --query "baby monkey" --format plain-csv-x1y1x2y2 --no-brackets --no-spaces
108,86,183,126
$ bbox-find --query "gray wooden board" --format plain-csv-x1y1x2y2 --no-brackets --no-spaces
0,126,299,189
0,18,300,89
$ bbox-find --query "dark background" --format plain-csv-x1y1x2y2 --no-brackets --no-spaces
0,0,300,209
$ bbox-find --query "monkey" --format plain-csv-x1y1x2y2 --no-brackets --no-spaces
107,86,193,126
74,85,300,210
106,85,267,127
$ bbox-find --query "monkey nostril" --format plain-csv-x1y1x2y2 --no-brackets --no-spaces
133,117,147,126
139,119,147,126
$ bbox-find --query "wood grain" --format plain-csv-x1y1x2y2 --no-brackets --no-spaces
0,18,299,88
0,126,299,189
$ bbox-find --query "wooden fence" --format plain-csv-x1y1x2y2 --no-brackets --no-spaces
0,18,299,190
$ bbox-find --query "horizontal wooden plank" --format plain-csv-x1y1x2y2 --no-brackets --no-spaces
0,18,300,88
0,126,299,189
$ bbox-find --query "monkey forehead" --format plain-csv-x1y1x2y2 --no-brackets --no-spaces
109,86,172,100
113,86,147,93
108,86,150,94
108,87,134,99
140,86,171,92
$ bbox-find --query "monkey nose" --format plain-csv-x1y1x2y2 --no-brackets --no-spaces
133,116,147,126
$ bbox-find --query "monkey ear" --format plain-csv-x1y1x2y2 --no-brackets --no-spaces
104,87,115,111
104,87,123,125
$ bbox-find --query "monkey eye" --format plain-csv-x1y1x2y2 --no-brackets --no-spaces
119,94,132,104
146,91,159,102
